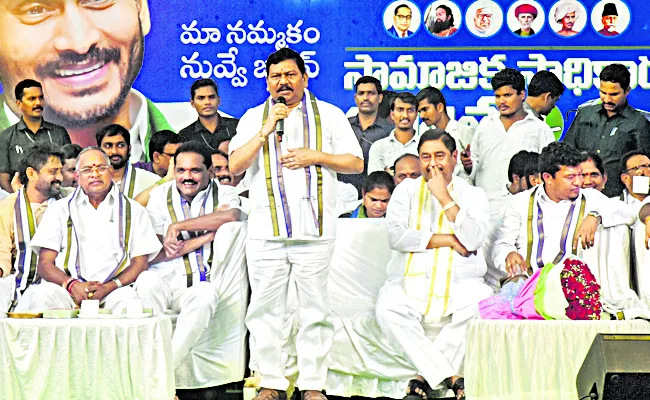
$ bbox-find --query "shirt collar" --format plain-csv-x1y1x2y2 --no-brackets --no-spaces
598,102,635,119
523,102,542,120
388,128,417,143
538,184,580,204
75,183,118,207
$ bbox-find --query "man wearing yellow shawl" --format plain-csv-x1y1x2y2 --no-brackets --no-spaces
375,129,493,400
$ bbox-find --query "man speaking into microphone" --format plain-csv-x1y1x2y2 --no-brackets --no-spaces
229,48,363,400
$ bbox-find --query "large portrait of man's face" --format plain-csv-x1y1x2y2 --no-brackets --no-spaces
0,0,151,127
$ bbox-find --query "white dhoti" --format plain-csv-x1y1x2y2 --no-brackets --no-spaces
375,279,480,388
246,238,335,391
14,271,166,314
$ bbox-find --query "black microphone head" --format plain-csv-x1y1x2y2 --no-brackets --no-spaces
277,96,286,104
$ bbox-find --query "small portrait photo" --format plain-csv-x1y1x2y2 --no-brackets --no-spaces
549,0,588,38
423,0,463,38
591,0,630,37
465,0,504,38
384,1,422,39
507,0,545,38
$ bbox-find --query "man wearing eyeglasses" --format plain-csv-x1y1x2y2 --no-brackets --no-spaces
469,1,495,37
619,151,650,206
133,130,182,178
97,124,160,198
388,4,415,38
22,147,165,315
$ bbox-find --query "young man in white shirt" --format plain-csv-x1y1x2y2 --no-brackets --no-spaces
462,68,554,198
229,48,363,400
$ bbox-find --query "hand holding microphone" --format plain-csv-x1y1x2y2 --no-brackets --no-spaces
275,96,286,142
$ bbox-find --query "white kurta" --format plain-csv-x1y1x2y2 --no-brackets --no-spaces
492,185,636,274
469,112,554,197
376,176,492,388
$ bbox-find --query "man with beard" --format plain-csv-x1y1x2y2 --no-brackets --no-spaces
598,3,620,36
513,4,538,37
563,64,650,197
463,68,554,199
427,4,458,37
145,141,241,369
554,1,581,37
388,4,416,38
22,147,164,314
368,92,419,173
342,76,392,195
0,80,70,193
375,129,493,400
0,143,64,317
97,124,160,198
0,0,173,161
179,79,239,152
493,141,635,278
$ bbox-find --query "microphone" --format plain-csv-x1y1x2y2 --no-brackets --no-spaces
276,96,286,142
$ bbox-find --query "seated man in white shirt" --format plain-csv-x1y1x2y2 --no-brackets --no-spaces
22,147,164,314
375,129,493,400
368,92,418,173
619,150,650,206
492,141,635,278
146,141,241,369
462,68,554,199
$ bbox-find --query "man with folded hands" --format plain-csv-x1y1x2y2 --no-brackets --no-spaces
21,147,164,314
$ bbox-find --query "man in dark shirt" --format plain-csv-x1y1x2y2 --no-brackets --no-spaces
563,63,650,197
133,130,181,178
340,76,392,195
178,78,239,151
0,79,70,192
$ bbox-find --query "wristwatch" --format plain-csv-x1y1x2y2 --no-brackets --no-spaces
587,211,602,224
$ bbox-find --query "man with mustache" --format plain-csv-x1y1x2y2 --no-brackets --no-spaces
0,0,173,162
211,149,235,186
0,143,64,317
368,92,419,174
96,124,160,198
463,68,554,199
512,3,537,37
145,141,241,369
426,4,458,37
0,80,70,193
468,1,495,37
229,47,363,400
598,3,620,36
563,63,650,197
342,76,392,196
554,1,581,36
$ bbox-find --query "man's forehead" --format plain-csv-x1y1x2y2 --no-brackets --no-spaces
477,7,492,15
355,83,378,93
627,155,650,167
43,156,63,168
211,154,228,165
102,134,127,144
268,60,300,74
79,150,108,165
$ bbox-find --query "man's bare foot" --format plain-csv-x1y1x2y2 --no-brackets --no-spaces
254,388,287,400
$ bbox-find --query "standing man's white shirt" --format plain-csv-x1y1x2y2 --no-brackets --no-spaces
470,112,554,196
367,129,419,174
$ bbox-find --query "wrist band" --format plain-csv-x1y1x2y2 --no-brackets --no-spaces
67,279,79,295
442,201,456,212
62,277,74,290
113,278,123,288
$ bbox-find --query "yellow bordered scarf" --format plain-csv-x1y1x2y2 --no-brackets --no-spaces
118,162,137,198
403,177,457,322
261,90,323,238
166,181,219,288
13,189,56,296
62,185,132,283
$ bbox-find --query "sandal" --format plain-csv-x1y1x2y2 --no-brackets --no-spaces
403,378,429,400
254,388,288,400
452,377,465,400
302,390,327,400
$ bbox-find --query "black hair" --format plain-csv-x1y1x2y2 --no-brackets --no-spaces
363,171,396,195
148,130,181,161
394,4,411,15
415,87,447,113
620,150,649,175
528,71,565,98
491,68,526,93
436,4,454,24
582,151,605,175
417,128,456,154
508,151,537,183
392,153,420,171
390,92,417,111
18,142,64,186
190,78,219,99
354,76,382,95
600,63,631,90
210,148,229,160
378,91,397,119
174,141,213,170
15,79,42,101
61,143,83,160
266,47,306,76
95,124,131,147
539,141,586,178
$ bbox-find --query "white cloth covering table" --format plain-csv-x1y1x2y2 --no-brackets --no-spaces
0,316,174,400
464,319,650,400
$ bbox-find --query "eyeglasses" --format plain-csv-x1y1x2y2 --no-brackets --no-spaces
162,152,176,157
395,14,412,21
78,165,110,176
624,164,650,174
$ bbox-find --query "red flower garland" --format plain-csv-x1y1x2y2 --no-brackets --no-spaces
560,258,602,320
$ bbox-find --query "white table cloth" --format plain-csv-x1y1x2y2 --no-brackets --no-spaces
0,316,174,400
465,319,650,400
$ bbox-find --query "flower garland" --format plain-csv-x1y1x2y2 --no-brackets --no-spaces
560,258,602,320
